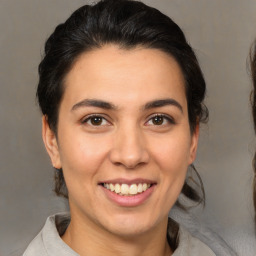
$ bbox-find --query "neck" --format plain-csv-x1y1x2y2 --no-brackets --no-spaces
61,211,172,256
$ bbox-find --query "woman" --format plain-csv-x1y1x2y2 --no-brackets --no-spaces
23,0,232,255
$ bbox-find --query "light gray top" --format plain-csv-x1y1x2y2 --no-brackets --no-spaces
169,206,238,256
23,213,216,256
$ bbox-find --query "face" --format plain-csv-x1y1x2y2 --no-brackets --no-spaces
43,45,199,238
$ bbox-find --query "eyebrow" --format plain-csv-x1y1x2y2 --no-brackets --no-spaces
71,98,183,113
71,99,118,111
143,98,183,113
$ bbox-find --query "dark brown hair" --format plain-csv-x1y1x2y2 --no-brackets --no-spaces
250,41,256,231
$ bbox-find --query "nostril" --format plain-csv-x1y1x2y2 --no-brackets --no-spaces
113,162,122,167
125,161,145,169
111,157,148,170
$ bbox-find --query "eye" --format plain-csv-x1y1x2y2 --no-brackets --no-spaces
146,114,175,126
82,115,110,126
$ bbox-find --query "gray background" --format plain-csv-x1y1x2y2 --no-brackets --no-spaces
0,0,256,255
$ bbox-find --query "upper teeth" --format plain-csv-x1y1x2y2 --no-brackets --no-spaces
104,183,151,196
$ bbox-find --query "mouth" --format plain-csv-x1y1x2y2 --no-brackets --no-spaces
99,179,156,207
100,183,152,196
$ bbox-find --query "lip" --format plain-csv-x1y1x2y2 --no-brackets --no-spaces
99,179,156,207
99,178,156,185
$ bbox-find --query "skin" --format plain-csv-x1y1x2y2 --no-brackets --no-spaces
43,45,199,256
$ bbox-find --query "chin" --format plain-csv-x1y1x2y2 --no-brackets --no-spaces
101,213,160,237
108,224,151,238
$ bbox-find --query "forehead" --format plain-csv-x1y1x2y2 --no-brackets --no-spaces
62,45,186,108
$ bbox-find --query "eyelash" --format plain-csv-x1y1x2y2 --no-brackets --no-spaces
81,113,175,127
81,114,110,126
145,114,175,126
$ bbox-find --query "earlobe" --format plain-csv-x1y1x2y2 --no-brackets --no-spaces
189,124,199,164
42,116,61,169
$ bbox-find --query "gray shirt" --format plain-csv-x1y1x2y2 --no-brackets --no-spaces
169,207,238,256
23,213,216,256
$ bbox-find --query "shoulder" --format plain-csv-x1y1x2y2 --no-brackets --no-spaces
169,207,238,256
22,226,47,256
23,213,77,256
173,226,216,256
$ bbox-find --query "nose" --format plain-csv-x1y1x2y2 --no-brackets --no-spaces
109,125,150,169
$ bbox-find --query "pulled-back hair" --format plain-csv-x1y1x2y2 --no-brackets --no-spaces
37,0,208,247
250,42,256,231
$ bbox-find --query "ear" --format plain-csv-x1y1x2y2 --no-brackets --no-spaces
188,124,199,164
42,116,61,169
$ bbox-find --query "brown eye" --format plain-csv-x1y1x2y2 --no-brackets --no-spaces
146,114,175,126
82,115,109,126
90,116,103,126
152,116,164,125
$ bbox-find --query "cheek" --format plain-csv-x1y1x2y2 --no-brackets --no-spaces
150,133,192,172
145,134,191,214
150,132,191,195
58,133,111,178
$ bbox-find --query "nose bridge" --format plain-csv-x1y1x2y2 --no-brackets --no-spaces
109,122,149,168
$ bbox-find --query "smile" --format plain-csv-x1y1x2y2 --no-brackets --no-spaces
103,183,151,196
